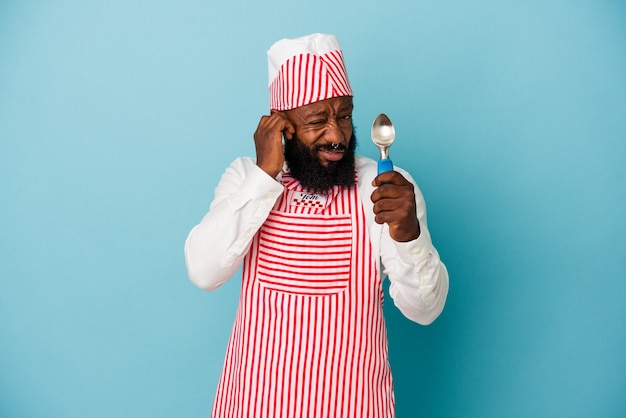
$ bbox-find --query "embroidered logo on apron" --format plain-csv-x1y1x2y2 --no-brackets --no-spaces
288,190,329,209
257,211,352,296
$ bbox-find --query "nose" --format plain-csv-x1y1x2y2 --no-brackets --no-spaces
324,121,345,144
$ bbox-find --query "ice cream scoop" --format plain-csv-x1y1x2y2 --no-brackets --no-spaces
371,113,395,174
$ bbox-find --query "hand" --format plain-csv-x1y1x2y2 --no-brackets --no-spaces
371,171,421,242
253,111,295,178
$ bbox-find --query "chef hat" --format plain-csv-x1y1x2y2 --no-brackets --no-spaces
267,33,353,111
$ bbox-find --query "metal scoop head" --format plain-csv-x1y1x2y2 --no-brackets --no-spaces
371,113,395,173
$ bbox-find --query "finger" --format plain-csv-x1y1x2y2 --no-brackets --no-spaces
374,211,401,225
373,196,414,216
268,111,295,140
283,121,295,140
372,171,410,187
371,184,413,205
373,198,400,214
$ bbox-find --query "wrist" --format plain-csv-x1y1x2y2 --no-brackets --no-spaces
390,221,421,242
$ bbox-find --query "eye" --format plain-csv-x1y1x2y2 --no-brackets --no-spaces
309,119,325,125
340,114,352,121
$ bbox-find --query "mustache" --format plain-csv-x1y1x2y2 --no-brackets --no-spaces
316,142,347,152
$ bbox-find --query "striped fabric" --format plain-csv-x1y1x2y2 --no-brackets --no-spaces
212,173,394,418
269,50,354,111
257,212,352,296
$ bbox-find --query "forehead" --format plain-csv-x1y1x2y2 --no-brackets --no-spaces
288,96,354,118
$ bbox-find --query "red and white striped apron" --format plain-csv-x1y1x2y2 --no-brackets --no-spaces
212,173,394,418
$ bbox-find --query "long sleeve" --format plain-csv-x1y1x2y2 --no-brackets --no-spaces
357,157,449,325
184,157,284,291
380,217,449,325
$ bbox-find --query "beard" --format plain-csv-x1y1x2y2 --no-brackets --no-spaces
284,132,357,192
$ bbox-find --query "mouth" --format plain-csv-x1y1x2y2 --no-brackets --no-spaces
316,143,346,163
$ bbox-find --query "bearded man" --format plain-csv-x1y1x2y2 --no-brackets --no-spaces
184,33,449,418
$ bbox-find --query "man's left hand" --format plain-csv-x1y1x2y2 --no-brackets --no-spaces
371,171,421,242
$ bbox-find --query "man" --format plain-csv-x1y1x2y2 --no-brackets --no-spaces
185,33,448,418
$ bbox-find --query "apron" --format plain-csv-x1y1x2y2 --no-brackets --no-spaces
212,173,394,418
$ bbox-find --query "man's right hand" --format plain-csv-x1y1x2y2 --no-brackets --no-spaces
253,111,295,178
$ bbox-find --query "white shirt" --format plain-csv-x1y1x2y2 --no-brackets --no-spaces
184,155,449,325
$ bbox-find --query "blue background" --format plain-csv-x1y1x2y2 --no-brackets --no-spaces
1,1,625,417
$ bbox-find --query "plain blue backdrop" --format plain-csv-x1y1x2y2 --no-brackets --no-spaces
1,1,625,417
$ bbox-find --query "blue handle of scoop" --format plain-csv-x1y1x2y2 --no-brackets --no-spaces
377,158,394,175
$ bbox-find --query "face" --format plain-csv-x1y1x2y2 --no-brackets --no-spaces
281,97,357,191
283,96,354,167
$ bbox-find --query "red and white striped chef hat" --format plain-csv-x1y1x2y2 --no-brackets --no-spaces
267,33,353,111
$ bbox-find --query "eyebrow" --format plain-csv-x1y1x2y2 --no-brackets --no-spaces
304,110,328,118
302,104,354,118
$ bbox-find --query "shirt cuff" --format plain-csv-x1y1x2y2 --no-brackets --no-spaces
393,227,433,265
240,164,284,200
